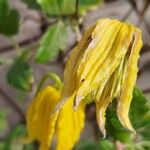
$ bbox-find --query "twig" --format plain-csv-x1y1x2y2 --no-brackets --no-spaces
138,61,150,77
86,103,101,140
127,0,150,26
0,33,42,54
0,87,25,120
0,15,55,54
143,88,150,94
121,7,133,21
140,44,150,55
138,0,150,26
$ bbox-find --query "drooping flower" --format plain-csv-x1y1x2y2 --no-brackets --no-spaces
24,86,85,150
55,18,142,137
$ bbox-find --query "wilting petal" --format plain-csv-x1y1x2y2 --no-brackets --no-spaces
61,25,95,100
57,19,136,111
117,26,142,131
56,97,85,150
96,98,110,138
25,86,60,150
95,69,120,137
54,25,95,111
75,19,134,108
55,18,142,140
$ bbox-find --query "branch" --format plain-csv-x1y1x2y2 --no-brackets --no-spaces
121,7,133,21
0,16,54,54
138,61,150,77
127,0,150,30
0,87,25,121
140,44,150,55
0,33,42,54
143,88,150,94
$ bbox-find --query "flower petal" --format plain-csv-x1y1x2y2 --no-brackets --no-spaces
117,26,142,132
75,19,133,108
96,97,110,138
25,86,60,150
95,70,119,137
56,97,85,150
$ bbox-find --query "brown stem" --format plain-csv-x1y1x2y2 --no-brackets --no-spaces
121,7,133,21
0,87,25,121
140,44,150,55
128,0,150,26
138,61,150,77
0,15,56,54
137,0,150,26
86,103,101,140
143,88,150,93
140,0,150,18
0,33,42,54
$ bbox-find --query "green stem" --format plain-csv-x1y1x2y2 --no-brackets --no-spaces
35,72,62,97
74,0,79,19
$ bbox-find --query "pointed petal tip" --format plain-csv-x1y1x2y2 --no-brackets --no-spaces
53,97,67,113
73,106,78,111
53,103,61,113
73,96,83,110
102,130,106,139
117,111,135,134
129,126,136,134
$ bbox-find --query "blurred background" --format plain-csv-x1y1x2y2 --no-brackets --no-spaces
0,0,150,149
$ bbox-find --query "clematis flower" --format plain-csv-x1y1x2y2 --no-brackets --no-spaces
24,86,85,150
55,18,142,137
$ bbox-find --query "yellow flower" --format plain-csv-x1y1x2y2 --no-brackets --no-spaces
25,86,85,150
56,18,142,137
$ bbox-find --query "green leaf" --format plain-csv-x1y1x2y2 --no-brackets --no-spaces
130,88,150,140
76,139,101,150
76,139,114,150
130,88,150,128
99,140,115,150
22,0,40,9
79,0,102,15
106,104,132,143
0,0,9,18
35,22,68,63
60,0,76,15
37,0,102,17
105,87,150,143
37,0,76,17
0,142,4,150
3,124,33,150
0,7,20,36
7,55,34,91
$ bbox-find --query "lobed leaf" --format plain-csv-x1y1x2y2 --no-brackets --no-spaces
37,0,76,17
105,87,150,143
35,22,68,63
0,0,9,18
79,0,103,15
7,56,34,91
0,2,20,36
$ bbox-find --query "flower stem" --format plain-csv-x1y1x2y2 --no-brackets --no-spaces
35,72,62,97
